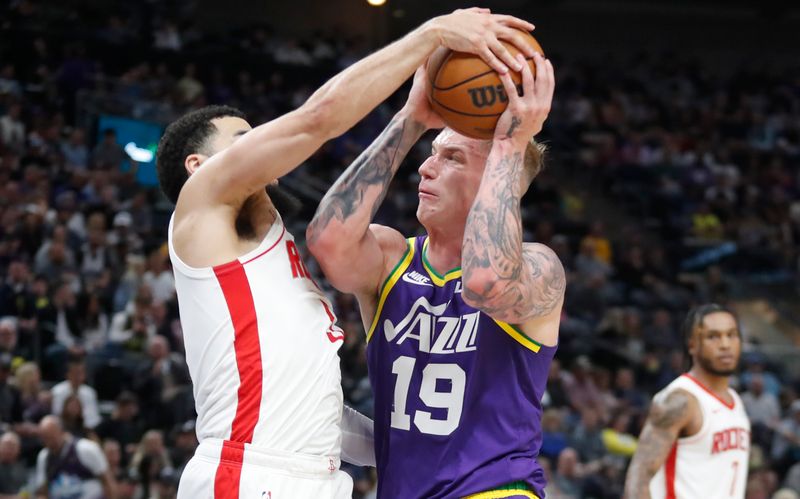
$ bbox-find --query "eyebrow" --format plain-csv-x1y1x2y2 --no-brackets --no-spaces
432,144,467,155
234,130,249,137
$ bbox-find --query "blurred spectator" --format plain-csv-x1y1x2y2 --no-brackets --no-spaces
0,353,23,429
0,431,26,497
175,64,204,105
0,316,19,358
129,430,172,498
142,248,175,305
61,128,89,169
51,356,101,429
540,409,569,461
109,286,157,351
602,409,638,457
91,129,126,170
34,415,115,499
59,393,98,441
569,409,606,464
551,448,583,498
614,367,648,411
0,103,25,151
743,374,781,447
133,336,191,429
96,391,143,455
102,439,123,478
168,420,197,474
15,361,49,423
153,466,179,499
771,400,800,476
563,356,606,421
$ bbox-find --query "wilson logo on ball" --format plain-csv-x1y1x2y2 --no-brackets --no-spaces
467,84,523,108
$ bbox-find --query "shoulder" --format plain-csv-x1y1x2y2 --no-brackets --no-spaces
75,438,102,454
51,381,69,395
79,384,97,395
649,388,698,429
370,224,408,257
75,439,107,472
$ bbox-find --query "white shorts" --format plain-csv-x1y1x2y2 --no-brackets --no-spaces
177,439,353,499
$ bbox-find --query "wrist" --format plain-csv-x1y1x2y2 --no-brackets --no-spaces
418,18,444,49
396,108,430,136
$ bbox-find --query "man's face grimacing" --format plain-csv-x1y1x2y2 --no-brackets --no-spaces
416,129,491,229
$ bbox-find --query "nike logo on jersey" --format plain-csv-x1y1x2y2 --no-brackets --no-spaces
384,296,477,354
401,271,433,287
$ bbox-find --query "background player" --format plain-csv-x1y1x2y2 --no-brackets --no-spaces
624,304,751,499
155,8,539,499
307,49,562,497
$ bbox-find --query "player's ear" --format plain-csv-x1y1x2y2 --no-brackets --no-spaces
185,153,208,176
686,334,697,357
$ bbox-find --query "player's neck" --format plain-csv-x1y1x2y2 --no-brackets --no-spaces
688,367,730,395
424,229,463,275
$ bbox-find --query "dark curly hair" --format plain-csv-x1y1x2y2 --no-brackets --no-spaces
156,105,246,204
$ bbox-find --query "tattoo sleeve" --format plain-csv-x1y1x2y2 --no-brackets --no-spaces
307,113,425,245
623,390,691,499
461,142,565,323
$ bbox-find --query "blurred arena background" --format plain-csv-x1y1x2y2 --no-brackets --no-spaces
0,0,799,497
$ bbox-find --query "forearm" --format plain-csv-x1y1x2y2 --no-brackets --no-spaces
307,110,425,247
340,405,375,467
623,460,655,499
461,141,529,317
305,24,439,139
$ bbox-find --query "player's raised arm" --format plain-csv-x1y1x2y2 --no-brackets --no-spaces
306,66,442,296
180,9,537,211
460,53,564,335
623,390,695,499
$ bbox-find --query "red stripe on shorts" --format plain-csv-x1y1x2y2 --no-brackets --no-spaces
665,443,678,499
213,260,263,498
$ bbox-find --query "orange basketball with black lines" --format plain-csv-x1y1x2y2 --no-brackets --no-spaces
427,31,544,140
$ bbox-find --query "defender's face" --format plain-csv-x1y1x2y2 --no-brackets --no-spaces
208,116,251,155
691,311,741,376
416,129,490,229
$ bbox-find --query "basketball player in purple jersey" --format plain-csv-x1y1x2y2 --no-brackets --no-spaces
307,48,562,498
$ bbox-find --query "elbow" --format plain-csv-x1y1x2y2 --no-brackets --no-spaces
461,270,501,310
306,223,347,266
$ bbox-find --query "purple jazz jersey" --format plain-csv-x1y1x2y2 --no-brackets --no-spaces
366,236,557,499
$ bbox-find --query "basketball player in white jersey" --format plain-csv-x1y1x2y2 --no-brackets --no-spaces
154,8,539,499
624,304,750,499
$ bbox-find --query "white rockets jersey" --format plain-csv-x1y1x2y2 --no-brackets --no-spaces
650,373,750,499
168,213,345,457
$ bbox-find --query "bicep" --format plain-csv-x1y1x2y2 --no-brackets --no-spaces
313,224,406,296
179,106,327,210
630,390,692,474
464,243,565,325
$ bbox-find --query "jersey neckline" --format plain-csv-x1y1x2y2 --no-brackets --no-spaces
169,212,286,277
682,372,735,410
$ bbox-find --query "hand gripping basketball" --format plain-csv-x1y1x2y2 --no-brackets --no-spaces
494,52,555,145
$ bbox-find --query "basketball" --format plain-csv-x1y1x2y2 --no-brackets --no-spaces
427,31,544,140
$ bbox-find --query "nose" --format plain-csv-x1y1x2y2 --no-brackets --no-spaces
418,155,438,180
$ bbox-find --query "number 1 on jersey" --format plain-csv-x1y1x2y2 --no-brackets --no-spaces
390,355,466,436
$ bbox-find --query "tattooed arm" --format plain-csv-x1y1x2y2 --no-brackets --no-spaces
307,68,438,295
623,390,696,499
461,52,564,339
